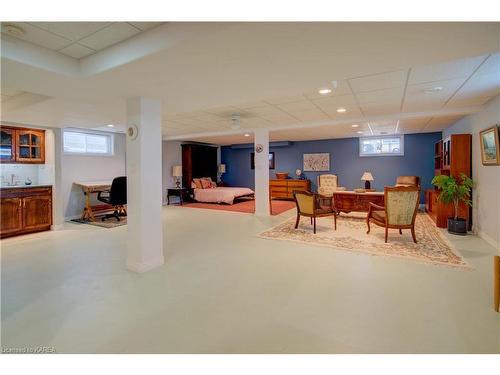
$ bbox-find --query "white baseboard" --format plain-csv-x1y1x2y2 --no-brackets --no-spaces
126,256,165,273
477,230,500,252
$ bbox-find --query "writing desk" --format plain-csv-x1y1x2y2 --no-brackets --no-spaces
74,180,112,221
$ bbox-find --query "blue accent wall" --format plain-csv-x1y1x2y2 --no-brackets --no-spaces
221,132,442,202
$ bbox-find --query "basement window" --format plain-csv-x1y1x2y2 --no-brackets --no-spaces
359,135,404,157
63,130,114,156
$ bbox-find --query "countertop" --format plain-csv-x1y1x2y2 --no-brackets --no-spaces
0,184,53,190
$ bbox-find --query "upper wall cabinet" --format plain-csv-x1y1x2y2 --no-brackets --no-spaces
0,126,45,164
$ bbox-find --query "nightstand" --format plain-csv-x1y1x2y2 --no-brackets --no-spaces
166,187,192,205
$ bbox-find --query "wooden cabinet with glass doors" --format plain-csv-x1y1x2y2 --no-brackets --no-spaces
0,126,45,164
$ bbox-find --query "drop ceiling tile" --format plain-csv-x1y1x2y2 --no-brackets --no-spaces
234,101,271,110
275,100,318,113
311,94,358,111
453,72,500,99
265,95,307,105
321,106,363,119
406,79,465,100
445,96,492,108
79,23,140,51
246,106,287,116
292,109,330,122
355,87,404,105
192,113,226,122
29,22,111,41
359,103,400,116
424,116,463,131
2,22,71,50
304,80,353,99
203,106,240,116
402,99,445,112
58,43,96,59
476,53,500,75
258,113,298,124
0,88,24,97
409,55,486,84
127,22,163,31
349,69,408,93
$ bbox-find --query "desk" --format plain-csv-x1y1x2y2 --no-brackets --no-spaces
74,180,112,221
332,190,384,230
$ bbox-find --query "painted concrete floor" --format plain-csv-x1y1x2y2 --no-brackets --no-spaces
1,206,499,353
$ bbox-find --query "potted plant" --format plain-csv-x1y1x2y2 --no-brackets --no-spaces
431,173,473,235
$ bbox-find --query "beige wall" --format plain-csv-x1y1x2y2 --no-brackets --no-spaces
444,95,500,251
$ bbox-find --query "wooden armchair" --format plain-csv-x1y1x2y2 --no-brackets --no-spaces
366,186,420,243
293,191,336,234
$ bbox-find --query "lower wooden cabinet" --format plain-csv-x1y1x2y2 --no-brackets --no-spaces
0,197,23,236
0,186,52,238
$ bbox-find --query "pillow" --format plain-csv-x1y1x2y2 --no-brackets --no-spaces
210,181,217,188
200,177,213,189
191,181,197,189
192,178,203,189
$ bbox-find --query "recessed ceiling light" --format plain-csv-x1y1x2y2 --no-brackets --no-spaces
244,133,250,137
351,124,359,128
318,88,332,95
356,131,363,134
106,124,115,128
423,86,443,94
336,107,347,113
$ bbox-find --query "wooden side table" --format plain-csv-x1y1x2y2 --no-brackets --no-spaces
166,188,192,205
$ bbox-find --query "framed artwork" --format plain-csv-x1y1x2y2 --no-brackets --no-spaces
251,152,275,169
303,153,330,171
479,126,500,165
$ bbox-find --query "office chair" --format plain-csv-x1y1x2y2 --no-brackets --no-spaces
97,176,127,221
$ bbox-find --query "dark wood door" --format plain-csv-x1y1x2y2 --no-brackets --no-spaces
0,197,23,235
0,127,16,162
22,195,52,231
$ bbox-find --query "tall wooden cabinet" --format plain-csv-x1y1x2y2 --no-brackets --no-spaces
425,134,472,228
0,126,45,164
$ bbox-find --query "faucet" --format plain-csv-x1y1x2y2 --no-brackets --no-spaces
9,174,19,186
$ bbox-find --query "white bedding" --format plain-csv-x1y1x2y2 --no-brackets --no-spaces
194,187,254,204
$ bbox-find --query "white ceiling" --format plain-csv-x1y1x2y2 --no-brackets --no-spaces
1,22,499,143
164,53,499,142
1,22,163,59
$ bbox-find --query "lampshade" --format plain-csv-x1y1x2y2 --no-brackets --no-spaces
218,164,226,173
361,172,374,181
172,165,182,177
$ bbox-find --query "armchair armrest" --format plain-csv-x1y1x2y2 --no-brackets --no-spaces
368,202,385,211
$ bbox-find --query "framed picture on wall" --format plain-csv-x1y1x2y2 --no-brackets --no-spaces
303,152,330,171
251,152,275,169
479,125,500,165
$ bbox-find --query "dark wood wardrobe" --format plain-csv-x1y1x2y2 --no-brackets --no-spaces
181,144,218,188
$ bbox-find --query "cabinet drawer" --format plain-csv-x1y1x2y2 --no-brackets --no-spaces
270,186,287,193
270,180,288,187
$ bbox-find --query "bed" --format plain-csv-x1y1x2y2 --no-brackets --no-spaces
193,186,254,205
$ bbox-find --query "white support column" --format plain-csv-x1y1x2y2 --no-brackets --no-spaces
254,129,270,216
51,128,65,229
126,97,164,273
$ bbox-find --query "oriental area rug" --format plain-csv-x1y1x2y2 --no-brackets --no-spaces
258,212,469,269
